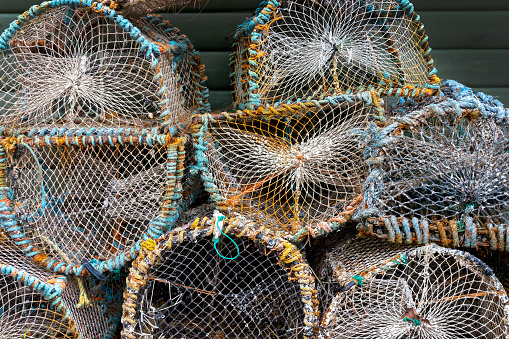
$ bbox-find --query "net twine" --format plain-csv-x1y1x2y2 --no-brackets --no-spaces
357,83,509,251
231,0,440,110
0,244,77,338
99,0,205,18
191,92,385,241
318,238,509,338
122,213,320,339
0,134,185,276
0,0,207,135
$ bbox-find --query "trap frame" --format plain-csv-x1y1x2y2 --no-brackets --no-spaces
0,237,126,339
121,214,320,339
0,132,185,277
98,0,206,19
318,238,509,338
0,241,76,338
357,88,509,251
191,92,385,240
231,0,440,110
0,0,209,135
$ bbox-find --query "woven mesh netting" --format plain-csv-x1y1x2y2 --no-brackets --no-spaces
2,135,184,275
193,95,381,235
360,109,509,248
60,276,125,339
101,0,204,18
312,236,417,313
319,238,509,338
0,242,77,338
136,15,210,127
122,221,319,339
232,0,439,109
0,0,199,132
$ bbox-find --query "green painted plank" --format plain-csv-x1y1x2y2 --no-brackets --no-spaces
422,11,509,49
162,11,509,51
201,49,509,90
1,0,509,13
208,90,232,111
433,49,509,88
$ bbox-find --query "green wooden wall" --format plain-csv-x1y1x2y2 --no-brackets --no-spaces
0,0,508,110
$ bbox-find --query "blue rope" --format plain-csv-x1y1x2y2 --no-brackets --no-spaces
213,215,239,260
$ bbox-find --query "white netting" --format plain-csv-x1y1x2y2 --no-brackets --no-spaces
234,0,437,108
366,114,509,226
320,241,509,338
136,15,209,127
0,245,76,339
61,276,124,339
0,4,183,131
5,140,171,270
203,100,372,233
122,228,314,339
103,0,204,18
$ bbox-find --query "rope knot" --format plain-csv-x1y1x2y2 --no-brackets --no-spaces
141,239,156,252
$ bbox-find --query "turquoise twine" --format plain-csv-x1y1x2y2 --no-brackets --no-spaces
18,141,46,210
213,215,239,260
403,316,422,327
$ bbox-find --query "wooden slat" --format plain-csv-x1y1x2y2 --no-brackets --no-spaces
422,12,509,49
163,11,509,51
2,0,509,13
2,11,507,51
201,49,509,90
208,90,232,110
434,50,509,88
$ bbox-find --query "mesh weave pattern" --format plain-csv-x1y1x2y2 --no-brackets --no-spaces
1,135,185,275
0,2,192,133
61,276,124,339
320,242,509,338
232,0,439,109
122,223,319,339
362,112,509,245
195,97,379,235
113,0,204,18
0,244,76,338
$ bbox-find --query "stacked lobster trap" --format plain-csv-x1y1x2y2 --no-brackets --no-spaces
0,0,210,337
0,0,508,338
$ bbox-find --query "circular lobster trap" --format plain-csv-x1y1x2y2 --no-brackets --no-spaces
192,93,384,239
318,238,509,338
0,0,209,135
0,240,76,338
121,214,320,339
231,0,440,110
357,95,509,251
0,236,126,338
99,0,205,19
0,133,185,276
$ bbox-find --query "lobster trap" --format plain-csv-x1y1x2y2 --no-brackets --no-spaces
61,275,125,339
0,241,76,338
0,133,185,276
357,96,509,251
231,0,440,110
316,237,509,338
122,215,320,339
0,0,209,134
0,237,126,338
192,93,384,238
